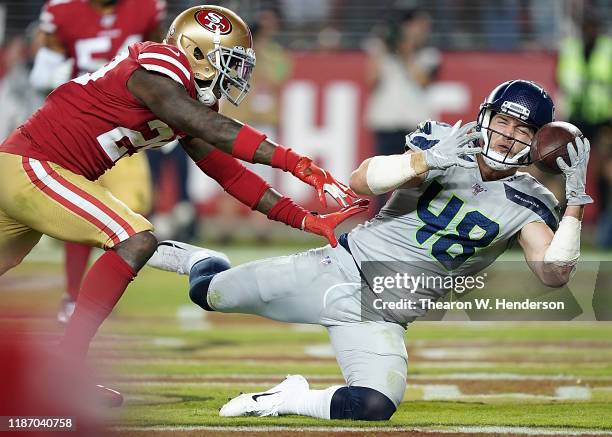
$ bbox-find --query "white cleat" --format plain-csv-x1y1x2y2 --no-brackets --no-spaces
219,375,309,417
57,297,76,324
147,240,230,275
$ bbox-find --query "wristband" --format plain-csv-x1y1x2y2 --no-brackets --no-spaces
231,124,267,162
271,147,302,173
366,153,417,195
267,197,308,229
543,216,581,266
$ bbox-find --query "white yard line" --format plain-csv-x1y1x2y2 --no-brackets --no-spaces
448,426,612,435
111,373,612,382
118,381,597,401
112,425,612,435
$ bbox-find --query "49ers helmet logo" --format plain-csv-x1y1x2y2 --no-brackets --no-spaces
195,10,232,34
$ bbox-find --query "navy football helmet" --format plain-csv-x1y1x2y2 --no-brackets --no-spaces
477,80,555,170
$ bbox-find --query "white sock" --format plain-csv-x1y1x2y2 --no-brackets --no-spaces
279,385,342,419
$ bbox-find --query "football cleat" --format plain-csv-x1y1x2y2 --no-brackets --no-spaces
57,297,76,324
147,240,230,275
219,375,308,417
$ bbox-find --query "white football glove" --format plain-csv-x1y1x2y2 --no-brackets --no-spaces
424,121,482,171
557,136,593,206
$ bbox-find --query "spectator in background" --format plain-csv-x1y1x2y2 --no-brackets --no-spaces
217,7,293,243
557,11,610,141
365,9,440,210
480,0,522,49
596,126,612,247
279,0,333,27
223,7,291,142
557,11,611,247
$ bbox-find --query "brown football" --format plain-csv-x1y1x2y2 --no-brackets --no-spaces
530,121,583,174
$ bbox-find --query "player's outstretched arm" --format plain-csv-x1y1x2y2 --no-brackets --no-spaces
128,69,356,207
349,150,428,195
518,136,592,287
518,220,575,287
180,137,369,247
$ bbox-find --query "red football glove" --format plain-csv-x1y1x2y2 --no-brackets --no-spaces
303,199,369,247
293,157,357,208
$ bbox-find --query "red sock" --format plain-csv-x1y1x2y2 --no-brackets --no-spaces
60,250,136,360
64,243,93,300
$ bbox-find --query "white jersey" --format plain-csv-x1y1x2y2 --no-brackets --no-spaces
347,120,559,277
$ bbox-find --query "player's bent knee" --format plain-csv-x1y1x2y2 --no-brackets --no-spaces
114,231,158,272
330,386,397,421
0,251,32,276
189,257,231,311
0,258,20,276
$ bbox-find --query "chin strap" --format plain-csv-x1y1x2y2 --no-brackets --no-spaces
196,27,223,106
196,87,217,106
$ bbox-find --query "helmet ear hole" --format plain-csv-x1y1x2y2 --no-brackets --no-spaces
193,47,205,60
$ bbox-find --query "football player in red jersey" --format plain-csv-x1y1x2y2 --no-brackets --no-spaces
0,4,365,383
30,0,167,324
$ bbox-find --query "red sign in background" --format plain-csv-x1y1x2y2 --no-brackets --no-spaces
286,50,559,164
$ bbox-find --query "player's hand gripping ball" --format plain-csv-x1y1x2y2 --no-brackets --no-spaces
530,121,583,174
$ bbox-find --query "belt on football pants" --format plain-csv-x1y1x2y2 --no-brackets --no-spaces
338,232,352,255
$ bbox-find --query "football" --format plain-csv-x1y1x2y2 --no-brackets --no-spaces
530,121,583,174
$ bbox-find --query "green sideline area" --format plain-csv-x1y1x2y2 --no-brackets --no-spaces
2,245,612,433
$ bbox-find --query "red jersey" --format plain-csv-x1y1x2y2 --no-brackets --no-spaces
0,42,196,181
39,0,166,77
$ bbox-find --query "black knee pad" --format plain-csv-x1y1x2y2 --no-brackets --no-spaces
188,257,230,311
330,386,396,421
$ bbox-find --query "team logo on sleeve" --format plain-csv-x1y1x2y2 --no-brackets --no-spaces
195,10,232,34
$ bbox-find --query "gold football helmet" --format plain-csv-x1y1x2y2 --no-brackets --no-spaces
165,5,256,106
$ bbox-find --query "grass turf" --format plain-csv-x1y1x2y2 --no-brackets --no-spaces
2,247,612,433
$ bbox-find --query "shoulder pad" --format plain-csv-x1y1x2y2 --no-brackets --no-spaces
135,42,194,90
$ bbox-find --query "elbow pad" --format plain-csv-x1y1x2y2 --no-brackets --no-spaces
30,47,73,91
543,216,581,265
366,153,416,195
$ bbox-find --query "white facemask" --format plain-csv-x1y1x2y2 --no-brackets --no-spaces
479,109,531,171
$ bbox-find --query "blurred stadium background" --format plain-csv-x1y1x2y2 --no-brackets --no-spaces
0,0,611,435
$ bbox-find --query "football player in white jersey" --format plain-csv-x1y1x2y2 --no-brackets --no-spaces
148,80,592,421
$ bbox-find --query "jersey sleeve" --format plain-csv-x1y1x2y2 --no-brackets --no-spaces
135,43,194,91
39,0,62,33
504,176,560,231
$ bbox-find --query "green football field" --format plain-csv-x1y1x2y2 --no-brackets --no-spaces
2,243,612,436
